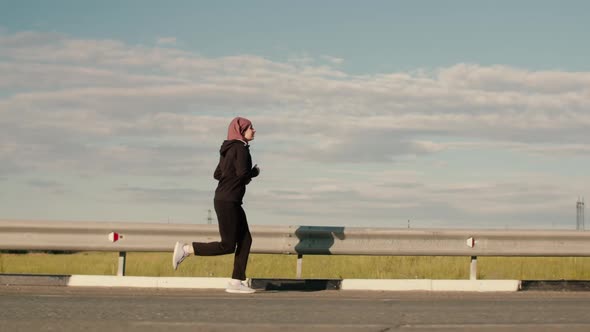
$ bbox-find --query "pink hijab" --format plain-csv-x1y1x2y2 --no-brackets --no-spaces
226,117,252,141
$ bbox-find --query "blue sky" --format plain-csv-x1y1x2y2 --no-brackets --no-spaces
4,0,590,73
0,1,588,229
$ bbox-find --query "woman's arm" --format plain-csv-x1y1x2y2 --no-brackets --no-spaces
234,146,253,184
213,162,222,180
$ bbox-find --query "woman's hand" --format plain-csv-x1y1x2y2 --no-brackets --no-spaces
251,164,260,178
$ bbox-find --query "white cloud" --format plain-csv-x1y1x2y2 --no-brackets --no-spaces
2,31,588,163
156,37,177,46
321,55,344,65
438,64,590,93
1,30,588,228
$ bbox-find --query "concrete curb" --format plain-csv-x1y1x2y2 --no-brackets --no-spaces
68,275,232,289
0,274,231,289
1,274,522,291
341,279,521,292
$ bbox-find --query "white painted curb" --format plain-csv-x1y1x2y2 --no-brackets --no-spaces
26,275,521,291
340,279,521,292
67,275,231,289
432,280,521,291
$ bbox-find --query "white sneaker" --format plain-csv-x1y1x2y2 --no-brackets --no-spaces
225,280,256,294
172,241,190,270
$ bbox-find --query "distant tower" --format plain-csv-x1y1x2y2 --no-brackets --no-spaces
207,209,213,225
576,198,584,231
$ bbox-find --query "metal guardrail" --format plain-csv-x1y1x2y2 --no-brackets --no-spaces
1,219,589,279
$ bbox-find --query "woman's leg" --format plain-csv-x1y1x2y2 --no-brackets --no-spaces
192,200,238,255
231,205,252,280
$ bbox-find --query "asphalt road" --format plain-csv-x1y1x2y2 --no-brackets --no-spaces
1,286,590,332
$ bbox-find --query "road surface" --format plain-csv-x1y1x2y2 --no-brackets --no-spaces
1,286,589,331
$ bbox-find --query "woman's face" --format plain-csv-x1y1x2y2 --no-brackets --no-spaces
243,125,256,141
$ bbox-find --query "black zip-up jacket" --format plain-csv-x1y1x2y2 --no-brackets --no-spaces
213,140,259,204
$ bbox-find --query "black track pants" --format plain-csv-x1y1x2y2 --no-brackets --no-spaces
192,200,252,280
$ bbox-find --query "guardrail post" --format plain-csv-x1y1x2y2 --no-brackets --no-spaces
296,254,303,279
117,252,126,276
470,256,477,280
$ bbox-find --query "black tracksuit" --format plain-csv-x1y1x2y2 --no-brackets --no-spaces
192,140,259,280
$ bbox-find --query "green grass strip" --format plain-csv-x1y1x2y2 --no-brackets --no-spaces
2,253,590,280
